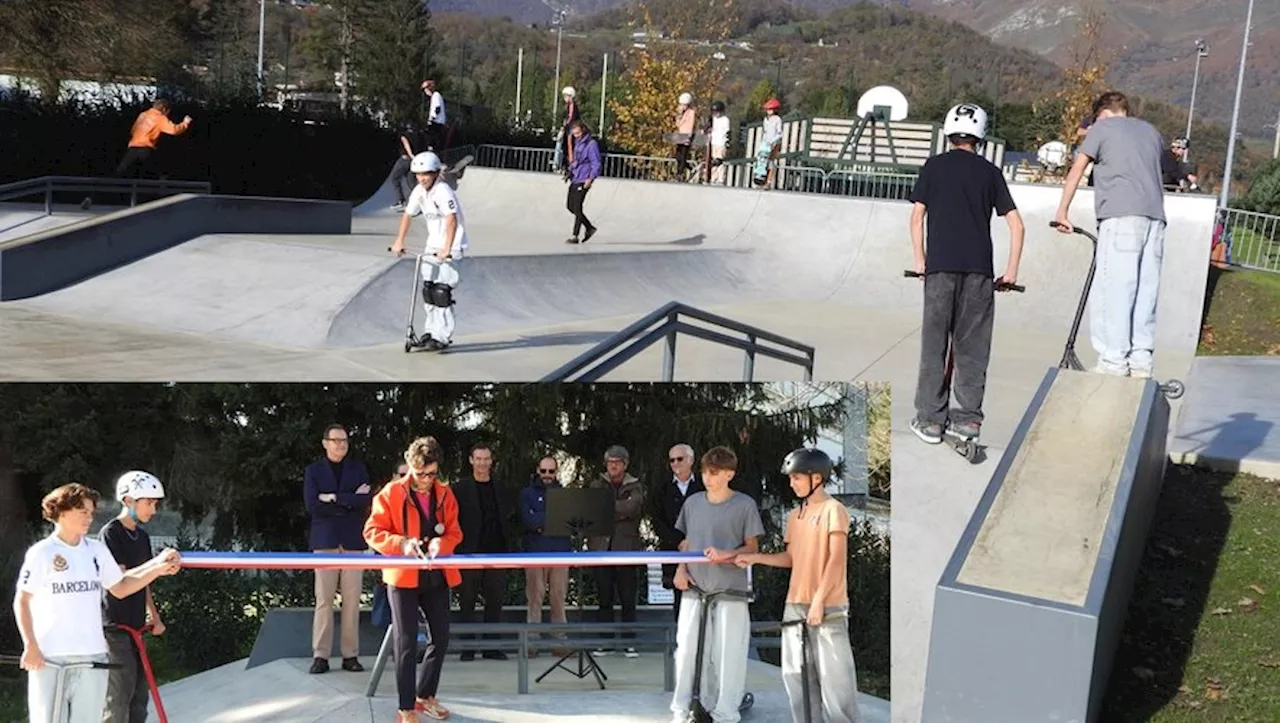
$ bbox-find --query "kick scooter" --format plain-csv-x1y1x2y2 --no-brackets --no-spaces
2,655,122,723
779,611,856,723
682,582,756,722
903,270,1025,461
115,624,169,723
1047,221,1185,399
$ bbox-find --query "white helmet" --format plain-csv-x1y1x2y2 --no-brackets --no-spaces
678,92,693,105
116,471,165,502
943,103,988,141
562,86,576,98
410,151,443,173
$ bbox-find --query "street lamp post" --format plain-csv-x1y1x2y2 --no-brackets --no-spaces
257,0,266,99
1220,0,1255,209
1185,39,1208,165
552,9,565,128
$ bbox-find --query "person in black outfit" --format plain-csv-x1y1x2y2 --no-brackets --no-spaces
450,443,514,661
1160,137,1199,191
100,471,169,723
907,103,1025,447
391,122,432,210
650,443,704,623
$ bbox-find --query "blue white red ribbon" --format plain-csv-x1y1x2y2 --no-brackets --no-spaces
178,551,709,571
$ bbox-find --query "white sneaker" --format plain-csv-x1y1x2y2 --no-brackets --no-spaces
1130,368,1152,379
624,647,639,658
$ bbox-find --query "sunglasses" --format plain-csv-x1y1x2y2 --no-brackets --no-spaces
669,457,686,463
538,468,557,474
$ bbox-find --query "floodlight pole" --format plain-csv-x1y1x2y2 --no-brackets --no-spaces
1219,0,1254,209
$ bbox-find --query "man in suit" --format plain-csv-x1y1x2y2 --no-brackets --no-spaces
451,443,515,660
587,445,647,657
304,424,373,674
651,443,705,622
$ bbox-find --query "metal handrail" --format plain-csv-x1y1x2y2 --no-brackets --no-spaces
542,301,816,382
0,176,211,214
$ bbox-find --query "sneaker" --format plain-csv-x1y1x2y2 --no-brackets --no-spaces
80,197,93,210
392,202,405,211
910,417,943,445
582,226,597,243
482,650,509,661
1091,363,1128,377
459,651,475,662
623,647,639,658
948,421,980,440
341,657,364,672
565,236,581,244
593,647,612,655
1130,368,1152,379
309,657,329,674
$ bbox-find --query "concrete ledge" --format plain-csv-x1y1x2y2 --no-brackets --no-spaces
0,193,352,300
922,367,1171,723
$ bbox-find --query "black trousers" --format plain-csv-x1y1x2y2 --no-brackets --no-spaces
425,122,447,152
389,583,450,710
661,562,682,622
674,144,691,176
114,147,153,178
594,565,639,641
457,568,507,649
102,628,149,723
391,155,414,205
567,183,594,237
914,271,995,427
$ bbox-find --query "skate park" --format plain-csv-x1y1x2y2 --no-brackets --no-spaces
2,145,1279,723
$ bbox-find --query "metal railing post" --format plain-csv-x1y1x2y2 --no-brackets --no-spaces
804,352,815,382
365,624,394,697
44,180,52,215
129,181,137,208
663,322,678,382
664,625,675,692
518,629,529,694
743,334,757,381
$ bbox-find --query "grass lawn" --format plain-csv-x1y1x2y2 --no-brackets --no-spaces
1102,465,1280,722
1200,266,1280,356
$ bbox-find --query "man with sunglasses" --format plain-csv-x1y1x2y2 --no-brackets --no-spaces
304,424,373,675
650,444,704,622
519,456,572,657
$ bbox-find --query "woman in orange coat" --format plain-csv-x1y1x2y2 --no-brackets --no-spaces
364,436,464,721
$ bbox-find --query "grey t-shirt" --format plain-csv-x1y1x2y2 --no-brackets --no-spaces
675,490,766,594
1078,116,1167,222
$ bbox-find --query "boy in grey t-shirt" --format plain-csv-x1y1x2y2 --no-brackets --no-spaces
1054,90,1168,378
670,446,764,723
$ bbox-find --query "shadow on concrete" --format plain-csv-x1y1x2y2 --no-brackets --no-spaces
1099,464,1232,721
595,234,707,248
1177,412,1275,473
443,331,614,356
0,214,48,237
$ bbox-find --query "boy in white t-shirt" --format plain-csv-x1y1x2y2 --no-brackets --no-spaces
754,98,783,188
14,483,181,723
390,151,470,351
709,101,731,186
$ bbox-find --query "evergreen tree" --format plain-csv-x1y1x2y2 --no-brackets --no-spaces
350,0,437,125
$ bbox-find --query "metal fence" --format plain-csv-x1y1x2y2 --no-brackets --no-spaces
1216,206,1280,273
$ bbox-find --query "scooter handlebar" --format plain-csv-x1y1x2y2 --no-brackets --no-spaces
904,269,1024,293
1048,220,1099,243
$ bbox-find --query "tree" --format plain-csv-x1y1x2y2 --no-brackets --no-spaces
607,0,738,163
1054,1,1111,145
348,0,437,125
1238,158,1280,215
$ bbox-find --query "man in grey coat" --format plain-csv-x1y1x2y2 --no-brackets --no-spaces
587,445,646,657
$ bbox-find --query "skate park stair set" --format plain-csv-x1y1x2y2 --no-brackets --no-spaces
922,366,1177,723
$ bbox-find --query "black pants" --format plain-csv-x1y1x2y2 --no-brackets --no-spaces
103,628,149,723
114,147,153,178
457,568,506,650
425,123,447,152
674,144,691,177
661,561,682,622
914,271,995,427
594,565,639,642
389,583,451,710
391,155,414,205
567,183,594,237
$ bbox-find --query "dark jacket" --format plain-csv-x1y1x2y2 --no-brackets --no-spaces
451,477,516,554
651,473,705,552
586,472,646,552
519,477,573,553
304,457,372,551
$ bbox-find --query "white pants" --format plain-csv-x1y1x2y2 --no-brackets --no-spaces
670,595,750,723
420,253,464,343
781,603,861,723
1089,216,1165,375
711,146,727,185
27,654,110,723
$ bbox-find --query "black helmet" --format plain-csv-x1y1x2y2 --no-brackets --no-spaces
781,448,833,477
711,100,726,113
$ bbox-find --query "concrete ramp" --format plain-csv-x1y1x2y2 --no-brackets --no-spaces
922,367,1172,723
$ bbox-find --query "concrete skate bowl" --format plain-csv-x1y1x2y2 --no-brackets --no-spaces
7,166,1217,357
328,167,1217,354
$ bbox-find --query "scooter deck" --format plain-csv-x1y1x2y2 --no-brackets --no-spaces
942,428,980,462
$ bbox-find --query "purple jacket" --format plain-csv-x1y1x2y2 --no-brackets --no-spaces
570,132,602,184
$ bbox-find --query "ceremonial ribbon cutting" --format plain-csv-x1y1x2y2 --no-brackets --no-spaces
177,550,714,571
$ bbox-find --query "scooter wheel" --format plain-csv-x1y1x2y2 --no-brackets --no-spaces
1162,379,1185,400
739,692,754,711
404,340,412,353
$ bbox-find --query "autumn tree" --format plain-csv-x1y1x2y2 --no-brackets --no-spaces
608,0,738,171
1053,1,1111,146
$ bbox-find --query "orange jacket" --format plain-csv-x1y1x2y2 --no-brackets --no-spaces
363,476,463,589
127,108,191,149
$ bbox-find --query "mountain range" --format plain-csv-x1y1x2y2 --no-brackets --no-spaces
430,0,1280,140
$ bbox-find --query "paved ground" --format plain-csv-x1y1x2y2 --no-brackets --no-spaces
148,654,892,722
0,167,1226,722
0,202,114,242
